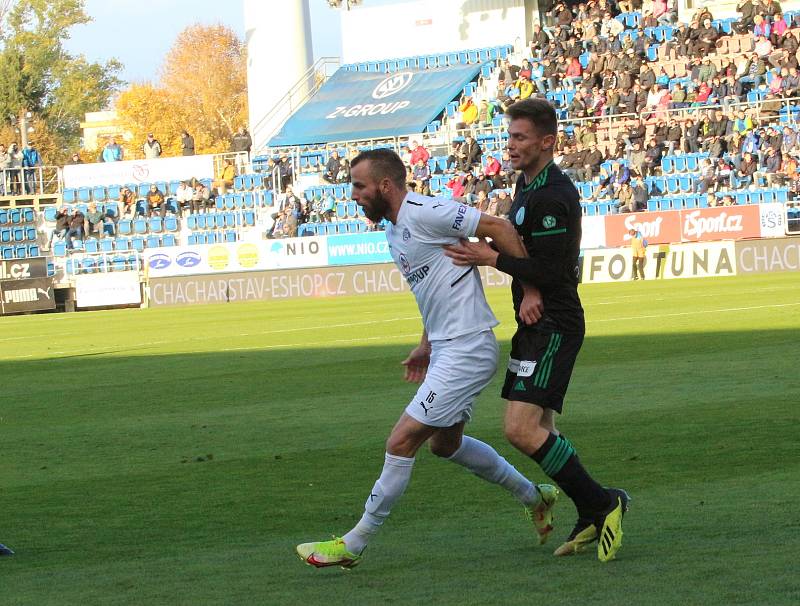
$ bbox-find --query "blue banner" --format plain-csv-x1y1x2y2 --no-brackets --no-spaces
327,231,392,266
269,65,481,146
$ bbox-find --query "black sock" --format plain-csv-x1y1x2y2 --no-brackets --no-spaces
531,433,610,517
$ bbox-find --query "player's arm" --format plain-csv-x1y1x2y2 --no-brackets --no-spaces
441,213,543,325
401,330,430,384
445,200,569,290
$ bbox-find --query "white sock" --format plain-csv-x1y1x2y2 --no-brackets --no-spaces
448,435,539,507
342,452,415,554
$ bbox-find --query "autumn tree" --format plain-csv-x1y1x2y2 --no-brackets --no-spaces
116,24,248,158
0,0,122,164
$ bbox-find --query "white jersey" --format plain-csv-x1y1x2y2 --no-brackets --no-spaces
386,191,498,341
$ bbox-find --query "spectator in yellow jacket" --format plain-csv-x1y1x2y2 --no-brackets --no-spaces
213,159,236,195
459,96,478,125
517,75,535,100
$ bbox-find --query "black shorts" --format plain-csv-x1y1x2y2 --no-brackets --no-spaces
500,327,584,413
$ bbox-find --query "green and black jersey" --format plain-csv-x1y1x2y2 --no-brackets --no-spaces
495,161,585,335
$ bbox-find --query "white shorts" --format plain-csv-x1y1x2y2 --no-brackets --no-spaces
404,329,499,428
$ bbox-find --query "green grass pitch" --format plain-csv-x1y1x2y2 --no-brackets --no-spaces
2,272,799,605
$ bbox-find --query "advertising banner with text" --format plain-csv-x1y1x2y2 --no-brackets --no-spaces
63,154,215,189
582,241,737,283
603,203,785,247
0,257,48,281
735,237,800,274
148,263,512,307
0,277,56,314
144,237,328,278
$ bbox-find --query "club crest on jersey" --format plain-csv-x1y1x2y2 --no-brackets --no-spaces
402,227,411,241
515,207,525,225
543,215,557,229
399,253,411,274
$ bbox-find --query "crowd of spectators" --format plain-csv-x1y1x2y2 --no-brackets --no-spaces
0,141,43,195
434,0,800,212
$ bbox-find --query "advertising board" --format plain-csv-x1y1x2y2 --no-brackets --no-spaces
75,272,142,308
0,277,56,314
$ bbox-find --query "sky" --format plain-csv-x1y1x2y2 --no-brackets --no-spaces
64,0,347,84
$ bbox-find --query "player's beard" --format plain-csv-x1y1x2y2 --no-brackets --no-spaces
363,189,389,223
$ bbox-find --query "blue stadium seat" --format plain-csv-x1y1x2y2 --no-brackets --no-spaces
106,184,121,200
115,237,131,251
9,209,21,224
133,219,148,235
22,208,35,223
84,238,99,253
78,187,91,203
53,241,67,257
146,235,161,249
92,186,107,201
149,217,163,233
164,216,178,232
27,244,39,257
162,233,176,247
63,188,77,203
100,239,114,253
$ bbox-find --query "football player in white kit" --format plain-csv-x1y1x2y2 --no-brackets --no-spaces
296,149,558,569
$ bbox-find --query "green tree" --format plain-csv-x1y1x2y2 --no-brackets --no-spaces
0,0,122,164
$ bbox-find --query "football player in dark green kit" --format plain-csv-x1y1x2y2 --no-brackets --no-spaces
445,98,629,561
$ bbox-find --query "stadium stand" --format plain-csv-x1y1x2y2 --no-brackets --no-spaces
6,3,800,279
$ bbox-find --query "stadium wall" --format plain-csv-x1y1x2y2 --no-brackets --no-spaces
339,0,529,64
144,236,800,306
147,263,511,307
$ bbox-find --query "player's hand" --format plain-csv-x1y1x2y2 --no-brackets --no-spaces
520,285,544,325
443,238,499,267
401,345,430,383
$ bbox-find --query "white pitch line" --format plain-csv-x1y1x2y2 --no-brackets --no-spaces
591,302,800,323
0,317,424,361
216,333,422,353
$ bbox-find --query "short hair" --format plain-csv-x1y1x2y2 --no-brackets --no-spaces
505,98,558,137
351,149,407,190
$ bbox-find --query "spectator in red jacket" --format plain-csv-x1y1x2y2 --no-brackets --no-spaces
484,155,501,180
409,141,429,166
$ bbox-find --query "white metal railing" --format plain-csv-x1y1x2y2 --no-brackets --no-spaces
251,56,341,152
0,166,62,197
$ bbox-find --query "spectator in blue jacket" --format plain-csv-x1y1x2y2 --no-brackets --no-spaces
22,141,41,194
101,138,124,162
